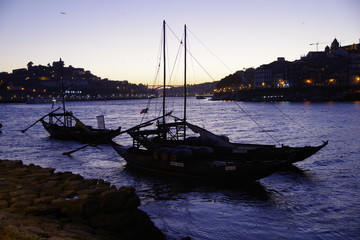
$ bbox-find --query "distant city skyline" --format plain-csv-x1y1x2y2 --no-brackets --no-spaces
1,0,359,85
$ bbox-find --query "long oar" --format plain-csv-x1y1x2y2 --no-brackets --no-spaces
21,107,61,133
62,141,98,155
62,123,151,156
62,113,169,155
62,128,127,156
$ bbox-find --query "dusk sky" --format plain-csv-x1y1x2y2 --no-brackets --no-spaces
1,0,359,84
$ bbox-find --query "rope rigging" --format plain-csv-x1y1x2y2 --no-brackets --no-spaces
270,103,325,142
234,101,281,145
187,27,234,73
142,22,233,129
137,21,325,148
140,21,186,123
140,21,234,130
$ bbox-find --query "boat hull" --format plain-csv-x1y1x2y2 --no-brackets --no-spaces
112,143,292,182
133,139,328,165
227,142,328,165
111,140,327,182
41,120,120,143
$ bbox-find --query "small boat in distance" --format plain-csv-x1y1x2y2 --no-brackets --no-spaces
111,21,327,182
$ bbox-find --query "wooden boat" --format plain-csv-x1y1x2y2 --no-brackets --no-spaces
111,114,327,181
111,21,327,182
40,109,121,143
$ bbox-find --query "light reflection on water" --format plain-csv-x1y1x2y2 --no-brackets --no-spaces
0,98,359,239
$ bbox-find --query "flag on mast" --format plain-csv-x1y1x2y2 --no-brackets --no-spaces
140,108,149,114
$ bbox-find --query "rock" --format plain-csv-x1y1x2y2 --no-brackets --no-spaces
0,159,166,240
123,194,141,211
9,189,37,198
33,196,55,204
98,189,128,212
8,198,32,209
0,200,8,209
0,192,9,200
62,224,99,240
78,197,99,217
39,181,63,197
24,203,58,216
2,224,42,240
21,226,50,238
6,167,29,177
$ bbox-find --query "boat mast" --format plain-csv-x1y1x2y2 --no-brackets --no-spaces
183,24,187,138
60,58,66,114
162,20,166,140
162,20,166,124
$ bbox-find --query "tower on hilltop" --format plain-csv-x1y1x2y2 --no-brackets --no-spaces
331,38,340,50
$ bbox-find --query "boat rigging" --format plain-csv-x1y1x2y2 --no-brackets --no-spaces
110,21,328,183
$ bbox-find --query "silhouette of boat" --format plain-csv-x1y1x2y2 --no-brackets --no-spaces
40,110,120,143
111,21,327,182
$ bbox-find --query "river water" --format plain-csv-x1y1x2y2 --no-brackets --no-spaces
0,98,359,240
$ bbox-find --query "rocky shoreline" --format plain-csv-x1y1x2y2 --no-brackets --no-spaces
0,159,165,240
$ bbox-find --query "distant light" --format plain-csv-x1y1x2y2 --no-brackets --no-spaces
305,79,313,84
355,76,360,83
65,90,82,94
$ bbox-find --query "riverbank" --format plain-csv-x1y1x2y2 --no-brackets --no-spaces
0,96,156,104
212,86,360,102
0,159,165,240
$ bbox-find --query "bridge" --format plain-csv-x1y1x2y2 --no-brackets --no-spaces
147,84,184,89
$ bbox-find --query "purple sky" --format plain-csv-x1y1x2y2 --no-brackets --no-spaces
1,0,359,84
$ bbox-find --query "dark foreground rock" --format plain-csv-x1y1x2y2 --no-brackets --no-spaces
0,159,165,240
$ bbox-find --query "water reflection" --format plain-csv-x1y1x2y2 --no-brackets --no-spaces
119,167,272,204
